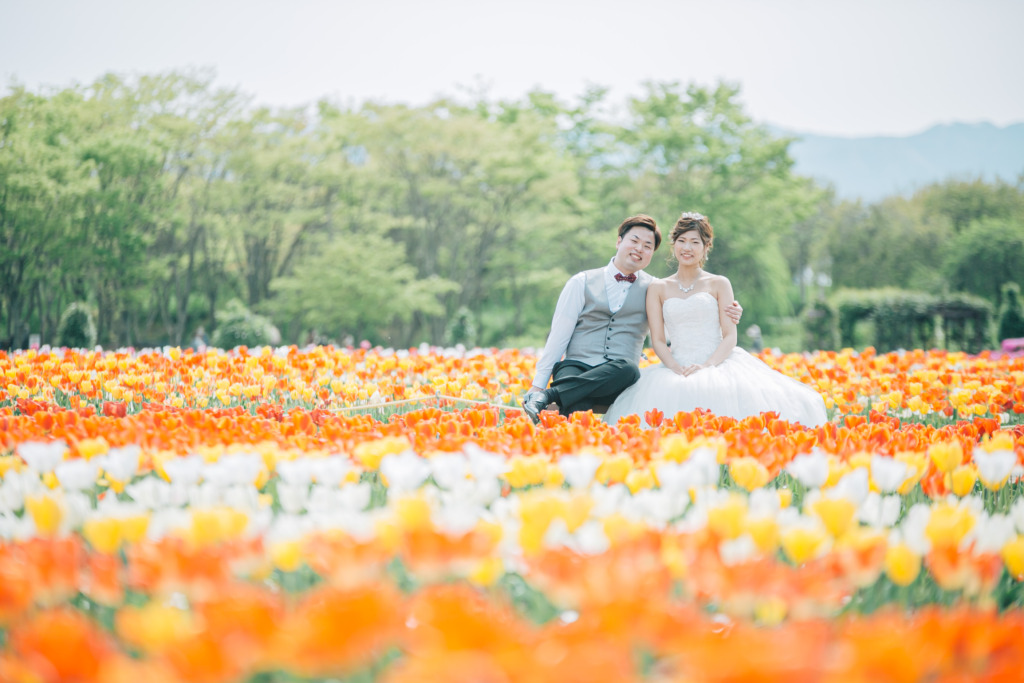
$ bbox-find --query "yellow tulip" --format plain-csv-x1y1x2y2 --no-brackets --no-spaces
270,539,304,572
25,494,63,537
353,436,411,471
625,467,657,494
602,513,646,545
595,454,632,485
885,543,921,586
745,516,780,554
780,525,827,564
505,455,549,488
894,451,927,494
924,503,975,550
0,455,24,478
729,457,770,492
116,603,195,654
544,465,565,488
948,465,978,497
562,493,593,532
119,514,150,544
809,497,857,538
188,507,249,547
468,557,505,587
928,441,964,473
753,596,788,626
978,431,1015,453
77,437,110,460
396,496,433,532
83,517,122,554
707,495,747,540
1002,536,1024,580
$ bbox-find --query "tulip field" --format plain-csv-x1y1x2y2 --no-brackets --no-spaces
2,344,1024,682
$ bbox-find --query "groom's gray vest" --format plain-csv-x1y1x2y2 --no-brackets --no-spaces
564,268,652,366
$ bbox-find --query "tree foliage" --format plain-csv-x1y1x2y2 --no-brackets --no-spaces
2,71,1021,351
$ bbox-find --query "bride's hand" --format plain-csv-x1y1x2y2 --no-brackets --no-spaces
681,364,706,376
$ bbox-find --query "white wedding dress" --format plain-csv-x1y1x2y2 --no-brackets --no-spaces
603,293,828,427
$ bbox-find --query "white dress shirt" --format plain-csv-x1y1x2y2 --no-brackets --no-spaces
530,259,640,390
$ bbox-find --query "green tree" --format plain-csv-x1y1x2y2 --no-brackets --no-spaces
823,194,952,294
942,217,1024,306
613,82,824,324
265,234,456,345
920,178,1022,233
344,100,582,346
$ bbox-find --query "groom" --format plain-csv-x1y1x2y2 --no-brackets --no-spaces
521,214,741,422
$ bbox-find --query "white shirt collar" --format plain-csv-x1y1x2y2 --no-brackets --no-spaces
607,258,640,281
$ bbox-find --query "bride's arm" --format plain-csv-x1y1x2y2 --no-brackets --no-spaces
647,281,685,375
703,275,738,367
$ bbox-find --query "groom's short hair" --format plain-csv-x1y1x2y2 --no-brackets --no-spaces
617,214,662,250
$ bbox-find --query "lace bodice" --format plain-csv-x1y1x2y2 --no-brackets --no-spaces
663,293,722,366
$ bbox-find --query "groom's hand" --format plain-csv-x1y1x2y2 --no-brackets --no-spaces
725,300,743,325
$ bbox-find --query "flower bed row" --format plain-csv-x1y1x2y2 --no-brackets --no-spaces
2,345,1024,681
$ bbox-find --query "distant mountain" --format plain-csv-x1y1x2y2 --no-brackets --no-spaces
777,122,1024,202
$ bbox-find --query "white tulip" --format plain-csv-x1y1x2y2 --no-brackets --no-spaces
277,483,310,515
55,458,100,491
973,448,1016,489
589,482,629,517
465,444,508,480
308,455,353,488
0,470,44,513
857,492,902,528
428,453,469,490
202,453,263,487
380,450,431,493
276,458,315,486
17,440,67,474
966,512,1016,555
95,445,141,483
1010,498,1024,534
0,511,35,541
433,501,483,536
162,454,204,486
558,453,602,490
829,467,870,506
870,454,913,494
893,503,932,555
719,534,758,566
785,450,830,489
126,477,175,509
337,482,372,511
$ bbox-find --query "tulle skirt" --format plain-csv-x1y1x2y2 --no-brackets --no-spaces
603,348,829,427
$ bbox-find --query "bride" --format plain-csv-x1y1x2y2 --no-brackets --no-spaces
603,212,829,428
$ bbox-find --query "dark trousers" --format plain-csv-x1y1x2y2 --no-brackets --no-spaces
550,358,640,415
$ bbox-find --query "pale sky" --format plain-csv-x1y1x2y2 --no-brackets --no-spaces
2,0,1022,137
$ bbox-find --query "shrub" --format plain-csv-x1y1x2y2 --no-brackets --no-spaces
827,288,992,353
210,299,276,349
444,306,478,348
997,282,1024,341
802,301,838,351
57,302,97,349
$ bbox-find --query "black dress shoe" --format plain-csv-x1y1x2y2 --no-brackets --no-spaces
521,390,549,424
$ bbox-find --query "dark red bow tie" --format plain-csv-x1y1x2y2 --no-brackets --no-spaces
615,272,637,283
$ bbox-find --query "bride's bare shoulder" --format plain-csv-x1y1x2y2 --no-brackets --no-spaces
707,272,732,288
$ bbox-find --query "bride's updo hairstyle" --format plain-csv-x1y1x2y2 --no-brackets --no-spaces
669,211,714,267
